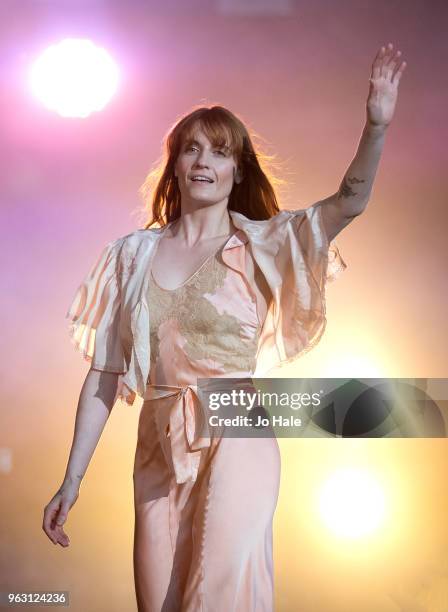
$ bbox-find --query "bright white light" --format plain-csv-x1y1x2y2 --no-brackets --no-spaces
318,467,386,539
29,38,119,118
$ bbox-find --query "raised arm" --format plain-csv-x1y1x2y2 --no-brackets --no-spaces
320,42,407,244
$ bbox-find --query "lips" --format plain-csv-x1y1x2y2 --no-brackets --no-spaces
190,175,214,183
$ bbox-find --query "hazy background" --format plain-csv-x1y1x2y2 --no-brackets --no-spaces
1,1,447,610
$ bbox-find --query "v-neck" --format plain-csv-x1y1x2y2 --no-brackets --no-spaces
149,230,240,292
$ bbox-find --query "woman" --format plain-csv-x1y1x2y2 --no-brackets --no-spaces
42,43,406,611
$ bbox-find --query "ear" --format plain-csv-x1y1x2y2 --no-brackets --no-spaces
234,166,243,184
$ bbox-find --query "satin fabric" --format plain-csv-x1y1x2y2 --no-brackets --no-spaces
133,406,280,611
138,383,210,486
66,202,347,407
133,237,281,610
66,204,347,611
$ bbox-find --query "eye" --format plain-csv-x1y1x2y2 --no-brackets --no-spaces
215,150,226,156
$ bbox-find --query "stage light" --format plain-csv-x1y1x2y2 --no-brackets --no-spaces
29,38,119,118
318,467,386,539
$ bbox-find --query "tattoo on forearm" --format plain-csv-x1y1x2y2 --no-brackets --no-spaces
338,175,365,198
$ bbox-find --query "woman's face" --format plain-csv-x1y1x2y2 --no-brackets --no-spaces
174,126,240,209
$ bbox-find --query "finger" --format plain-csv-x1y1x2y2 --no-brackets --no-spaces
392,61,407,86
370,46,382,78
42,523,57,544
56,502,70,527
385,50,401,81
43,515,60,544
43,504,60,538
43,524,59,545
43,500,70,546
49,499,66,526
380,43,394,78
47,522,63,543
54,525,70,547
372,46,385,80
372,44,388,80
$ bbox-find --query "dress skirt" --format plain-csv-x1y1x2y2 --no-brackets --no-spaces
133,383,281,612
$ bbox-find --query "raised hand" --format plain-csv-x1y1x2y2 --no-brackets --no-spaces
367,42,407,129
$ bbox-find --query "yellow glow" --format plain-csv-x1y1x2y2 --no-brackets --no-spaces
322,353,385,378
29,38,119,118
317,467,386,539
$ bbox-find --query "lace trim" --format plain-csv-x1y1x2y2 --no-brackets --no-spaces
148,253,260,373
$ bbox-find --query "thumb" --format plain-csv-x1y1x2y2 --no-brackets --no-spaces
367,78,376,98
56,502,69,526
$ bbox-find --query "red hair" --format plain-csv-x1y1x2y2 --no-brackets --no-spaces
138,105,287,228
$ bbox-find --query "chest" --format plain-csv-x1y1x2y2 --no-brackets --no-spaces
150,233,272,328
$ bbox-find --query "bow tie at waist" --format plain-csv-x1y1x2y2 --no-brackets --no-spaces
144,383,211,484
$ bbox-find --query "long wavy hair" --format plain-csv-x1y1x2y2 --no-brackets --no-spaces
138,105,288,228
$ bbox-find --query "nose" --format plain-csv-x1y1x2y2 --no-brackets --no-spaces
193,148,211,167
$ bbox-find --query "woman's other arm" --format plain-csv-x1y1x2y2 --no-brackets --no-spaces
319,42,407,243
42,368,120,547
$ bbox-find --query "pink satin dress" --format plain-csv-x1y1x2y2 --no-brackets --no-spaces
132,229,281,611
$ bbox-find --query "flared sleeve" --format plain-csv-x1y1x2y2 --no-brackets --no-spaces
254,200,348,375
65,237,127,375
280,199,347,358
298,200,348,284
